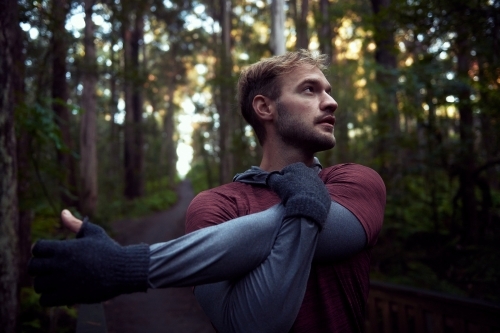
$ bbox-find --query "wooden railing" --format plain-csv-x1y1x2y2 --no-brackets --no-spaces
75,281,500,333
366,281,500,333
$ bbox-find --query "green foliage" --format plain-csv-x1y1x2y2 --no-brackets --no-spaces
185,161,219,195
20,287,77,333
16,101,63,149
95,177,178,225
127,190,178,216
15,99,81,216
373,169,500,302
30,212,64,241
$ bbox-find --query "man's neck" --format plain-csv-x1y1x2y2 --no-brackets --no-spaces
259,148,316,172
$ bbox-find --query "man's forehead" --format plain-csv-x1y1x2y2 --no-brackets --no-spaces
281,65,329,86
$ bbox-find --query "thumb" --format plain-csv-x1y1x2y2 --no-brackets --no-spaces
61,209,83,234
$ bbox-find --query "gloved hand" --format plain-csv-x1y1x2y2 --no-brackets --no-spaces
28,218,150,307
266,162,331,229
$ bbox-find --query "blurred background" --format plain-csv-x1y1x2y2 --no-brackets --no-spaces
1,0,499,331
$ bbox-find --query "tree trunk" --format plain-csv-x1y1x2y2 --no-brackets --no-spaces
315,0,346,164
131,13,144,195
271,0,286,55
51,0,78,208
293,0,309,50
456,32,478,243
108,10,121,188
0,0,20,330
123,13,144,199
123,27,135,198
197,129,215,189
370,0,400,179
12,6,32,287
478,60,498,190
163,86,177,184
218,0,234,184
80,0,98,217
318,0,333,60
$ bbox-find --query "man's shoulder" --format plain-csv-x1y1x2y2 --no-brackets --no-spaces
321,163,385,190
321,163,386,246
188,182,247,214
321,162,380,178
193,182,253,203
186,181,278,233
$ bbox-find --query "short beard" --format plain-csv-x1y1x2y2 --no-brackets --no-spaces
276,100,335,153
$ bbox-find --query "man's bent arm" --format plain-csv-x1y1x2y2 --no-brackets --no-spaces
148,205,285,288
148,201,366,288
194,216,319,333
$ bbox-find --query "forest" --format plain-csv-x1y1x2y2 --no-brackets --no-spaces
1,0,499,331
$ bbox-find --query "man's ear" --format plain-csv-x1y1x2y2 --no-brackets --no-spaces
252,95,275,121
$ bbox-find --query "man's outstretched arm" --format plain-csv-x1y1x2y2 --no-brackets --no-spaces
29,199,364,308
29,203,366,309
148,200,365,288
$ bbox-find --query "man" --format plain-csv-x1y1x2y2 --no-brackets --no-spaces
29,50,385,332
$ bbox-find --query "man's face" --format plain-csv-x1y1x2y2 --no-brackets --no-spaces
274,65,338,153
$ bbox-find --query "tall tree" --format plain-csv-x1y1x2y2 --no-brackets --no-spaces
123,7,145,199
51,0,78,208
370,0,400,178
318,0,333,60
291,0,309,50
163,88,177,184
217,0,234,183
271,0,286,55
315,0,335,165
80,0,98,216
104,1,122,191
0,0,20,330
14,5,31,288
455,22,477,243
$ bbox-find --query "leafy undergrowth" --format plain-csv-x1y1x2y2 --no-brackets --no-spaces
371,209,500,304
20,288,77,333
94,188,178,227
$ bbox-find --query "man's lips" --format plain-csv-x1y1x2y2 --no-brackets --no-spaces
317,116,336,127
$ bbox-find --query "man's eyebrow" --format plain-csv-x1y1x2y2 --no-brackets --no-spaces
299,78,332,92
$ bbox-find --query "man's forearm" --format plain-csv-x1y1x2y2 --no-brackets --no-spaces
194,216,319,333
148,205,284,288
148,201,366,288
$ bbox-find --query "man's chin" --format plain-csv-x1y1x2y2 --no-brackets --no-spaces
312,138,335,153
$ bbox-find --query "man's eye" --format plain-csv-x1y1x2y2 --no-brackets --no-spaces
304,87,313,92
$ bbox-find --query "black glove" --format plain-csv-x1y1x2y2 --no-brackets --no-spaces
266,162,331,229
28,218,150,307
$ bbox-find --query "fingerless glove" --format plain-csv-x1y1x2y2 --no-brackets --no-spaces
266,162,331,229
28,218,150,306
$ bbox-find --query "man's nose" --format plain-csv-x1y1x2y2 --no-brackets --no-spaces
321,93,338,113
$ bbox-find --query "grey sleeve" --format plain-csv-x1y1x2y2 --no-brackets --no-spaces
194,216,319,333
148,205,286,288
148,201,366,288
147,201,366,332
191,201,366,333
315,200,367,262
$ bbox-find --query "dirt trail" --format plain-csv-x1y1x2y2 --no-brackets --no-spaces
103,180,214,333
